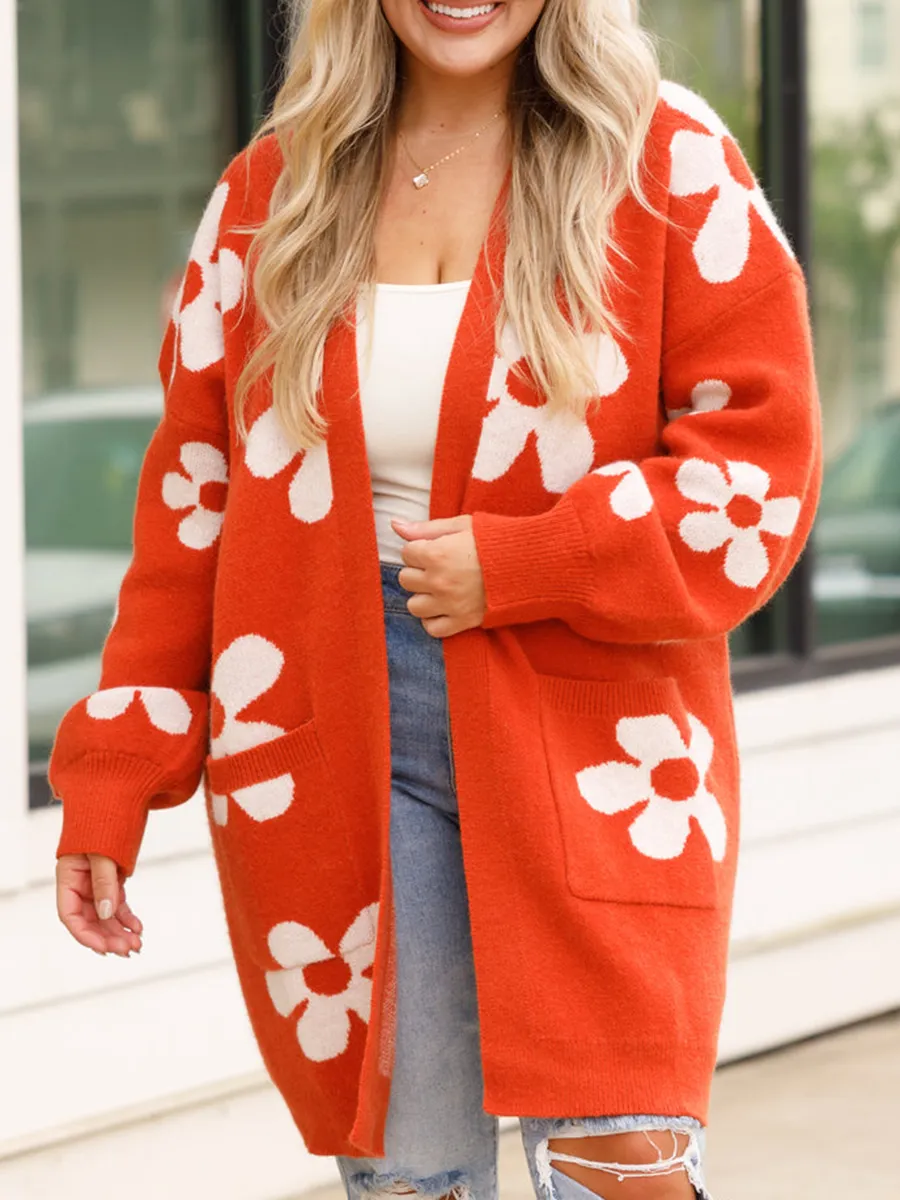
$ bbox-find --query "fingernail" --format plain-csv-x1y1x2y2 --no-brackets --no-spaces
97,899,113,920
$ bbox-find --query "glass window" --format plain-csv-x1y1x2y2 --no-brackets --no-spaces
809,0,900,647
642,0,762,168
18,1,238,801
858,1,888,70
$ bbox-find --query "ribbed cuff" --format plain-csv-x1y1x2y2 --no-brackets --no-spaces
52,751,168,876
471,498,596,629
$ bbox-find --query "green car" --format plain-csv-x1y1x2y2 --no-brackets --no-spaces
24,387,162,767
814,401,900,645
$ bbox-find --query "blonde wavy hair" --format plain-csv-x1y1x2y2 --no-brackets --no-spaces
235,0,660,448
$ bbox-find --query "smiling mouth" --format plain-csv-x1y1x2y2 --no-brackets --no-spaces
421,2,501,19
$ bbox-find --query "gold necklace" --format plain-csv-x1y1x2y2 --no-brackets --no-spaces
398,109,505,189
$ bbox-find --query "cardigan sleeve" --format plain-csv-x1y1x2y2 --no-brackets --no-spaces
470,90,823,645
472,266,822,644
47,163,248,876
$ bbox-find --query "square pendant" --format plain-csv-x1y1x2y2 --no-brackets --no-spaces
412,172,430,189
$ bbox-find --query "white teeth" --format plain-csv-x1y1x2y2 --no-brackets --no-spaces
424,2,498,18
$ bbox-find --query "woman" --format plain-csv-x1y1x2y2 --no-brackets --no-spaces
49,1,821,1198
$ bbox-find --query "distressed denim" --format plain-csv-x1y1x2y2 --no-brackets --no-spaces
335,563,713,1200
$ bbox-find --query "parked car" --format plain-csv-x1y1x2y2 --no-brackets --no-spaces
814,400,900,644
24,387,162,766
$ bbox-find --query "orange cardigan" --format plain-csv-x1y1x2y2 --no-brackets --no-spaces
49,82,822,1157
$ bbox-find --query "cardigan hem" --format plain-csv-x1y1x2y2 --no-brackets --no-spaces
479,1037,717,1129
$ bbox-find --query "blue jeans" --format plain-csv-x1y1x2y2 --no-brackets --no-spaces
335,563,712,1200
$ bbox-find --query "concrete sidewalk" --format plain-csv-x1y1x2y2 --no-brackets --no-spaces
309,1010,900,1198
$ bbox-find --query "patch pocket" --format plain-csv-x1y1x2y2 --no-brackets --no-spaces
205,721,324,828
538,674,730,909
203,720,357,956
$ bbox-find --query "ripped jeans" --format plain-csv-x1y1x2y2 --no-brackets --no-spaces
336,564,713,1200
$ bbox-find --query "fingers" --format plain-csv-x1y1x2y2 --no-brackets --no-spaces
421,614,468,639
56,854,143,958
57,860,108,955
91,857,142,956
396,565,430,594
117,891,144,936
392,515,472,541
405,589,445,619
90,854,120,925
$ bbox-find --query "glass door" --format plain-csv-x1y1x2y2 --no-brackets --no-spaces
18,0,245,805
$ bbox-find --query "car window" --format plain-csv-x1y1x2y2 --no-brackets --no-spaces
819,407,900,512
24,416,160,551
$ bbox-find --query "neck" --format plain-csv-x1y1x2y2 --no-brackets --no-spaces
395,55,515,136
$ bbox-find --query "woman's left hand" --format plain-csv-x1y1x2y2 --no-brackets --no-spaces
392,514,486,639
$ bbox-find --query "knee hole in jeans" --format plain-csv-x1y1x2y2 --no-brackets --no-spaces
537,1129,707,1199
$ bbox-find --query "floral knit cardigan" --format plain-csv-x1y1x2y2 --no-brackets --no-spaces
48,83,822,1157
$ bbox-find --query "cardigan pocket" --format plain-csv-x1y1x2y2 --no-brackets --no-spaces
537,674,732,909
202,720,364,962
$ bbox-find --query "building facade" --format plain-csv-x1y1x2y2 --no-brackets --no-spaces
1,2,899,1196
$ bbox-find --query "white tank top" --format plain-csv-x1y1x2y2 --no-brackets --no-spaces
356,278,472,566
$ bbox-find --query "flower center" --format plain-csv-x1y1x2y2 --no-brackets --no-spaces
726,494,763,529
505,358,545,408
210,694,226,742
722,137,755,191
650,757,700,802
199,480,228,513
304,956,352,997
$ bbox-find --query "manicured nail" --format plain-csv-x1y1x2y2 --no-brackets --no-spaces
97,899,113,920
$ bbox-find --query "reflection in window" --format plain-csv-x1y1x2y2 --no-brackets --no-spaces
811,1,900,645
858,1,888,70
18,1,235,780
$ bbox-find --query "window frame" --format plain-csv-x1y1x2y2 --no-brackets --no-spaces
731,0,900,692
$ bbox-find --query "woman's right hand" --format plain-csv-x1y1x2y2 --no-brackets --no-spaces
56,854,143,957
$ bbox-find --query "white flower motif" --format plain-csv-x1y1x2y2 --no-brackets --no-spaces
265,903,378,1063
170,182,245,382
244,407,334,524
472,323,629,494
162,442,229,550
593,460,654,521
660,81,794,283
86,687,193,735
208,634,293,826
667,379,732,422
577,713,726,861
676,458,801,589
